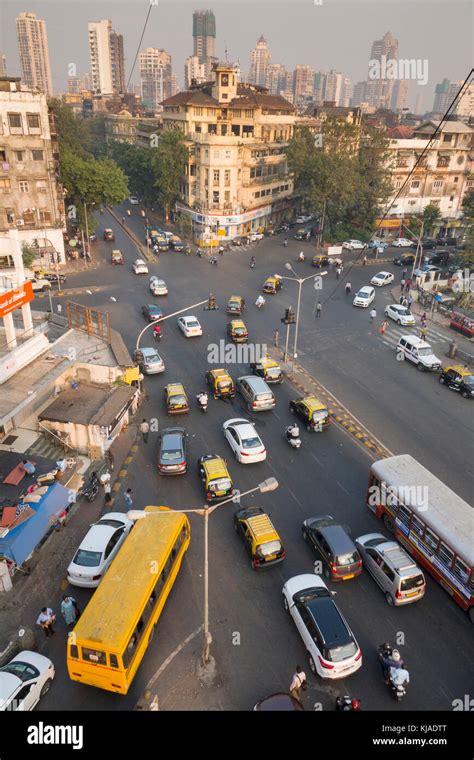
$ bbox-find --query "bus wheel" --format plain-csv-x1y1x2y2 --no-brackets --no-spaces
382,513,394,533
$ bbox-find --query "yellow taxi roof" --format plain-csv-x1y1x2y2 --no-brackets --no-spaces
265,276,277,284
210,368,232,379
260,357,280,369
228,295,242,302
166,383,186,396
202,456,230,478
231,319,247,329
446,365,473,376
301,395,327,412
247,512,279,543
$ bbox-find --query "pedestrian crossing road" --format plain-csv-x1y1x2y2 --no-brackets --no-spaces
379,322,453,354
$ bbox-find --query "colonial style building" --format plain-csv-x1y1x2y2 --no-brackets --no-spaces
161,63,296,242
387,120,474,222
0,76,66,265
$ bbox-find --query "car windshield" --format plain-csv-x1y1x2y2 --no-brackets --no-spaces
73,549,102,567
257,540,282,557
325,641,358,663
418,347,433,357
242,435,261,449
462,375,474,386
356,291,368,298
401,574,425,591
161,448,182,461
397,308,411,316
0,662,38,681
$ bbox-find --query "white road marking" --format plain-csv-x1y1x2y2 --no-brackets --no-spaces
144,625,203,690
336,480,350,496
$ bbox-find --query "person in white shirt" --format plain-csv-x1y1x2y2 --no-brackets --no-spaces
36,607,55,637
390,665,410,687
289,665,307,700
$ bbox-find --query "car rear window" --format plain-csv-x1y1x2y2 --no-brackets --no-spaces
400,574,425,591
170,395,187,405
256,392,274,401
74,549,102,567
161,448,182,461
210,478,231,491
336,552,358,566
325,640,358,663
218,379,233,389
266,367,281,378
188,321,200,328
258,540,282,557
242,436,261,449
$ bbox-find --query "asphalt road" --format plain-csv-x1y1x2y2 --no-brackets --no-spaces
36,208,473,711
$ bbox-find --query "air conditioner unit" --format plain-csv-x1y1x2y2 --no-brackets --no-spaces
16,219,25,226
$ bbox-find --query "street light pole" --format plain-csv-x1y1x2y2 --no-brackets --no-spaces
282,264,328,370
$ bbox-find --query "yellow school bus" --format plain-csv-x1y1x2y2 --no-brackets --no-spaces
67,506,190,694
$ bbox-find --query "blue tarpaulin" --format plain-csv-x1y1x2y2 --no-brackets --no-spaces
0,482,71,565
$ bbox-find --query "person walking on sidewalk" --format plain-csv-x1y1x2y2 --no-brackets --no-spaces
121,216,125,225
362,254,367,266
316,301,322,318
123,488,133,509
140,419,149,443
37,607,56,638
103,481,112,507
61,595,79,627
290,666,307,701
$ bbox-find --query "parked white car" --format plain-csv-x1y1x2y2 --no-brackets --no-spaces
353,286,375,307
342,239,365,250
282,574,362,679
371,271,394,287
384,304,416,326
296,214,313,224
149,276,168,295
133,258,149,274
249,232,264,242
392,237,415,247
223,418,266,463
67,512,133,587
177,315,202,337
0,651,55,711
128,196,139,204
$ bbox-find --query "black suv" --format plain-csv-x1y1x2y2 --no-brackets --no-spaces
157,427,187,474
302,515,362,581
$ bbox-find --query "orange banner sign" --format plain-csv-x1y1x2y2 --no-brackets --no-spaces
0,281,34,317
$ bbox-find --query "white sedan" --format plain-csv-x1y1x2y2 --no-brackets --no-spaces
371,271,394,287
0,651,55,711
133,258,149,274
342,239,365,250
384,304,416,326
223,418,267,463
392,238,415,247
177,316,202,337
129,196,139,204
353,286,375,307
149,277,168,295
67,512,133,587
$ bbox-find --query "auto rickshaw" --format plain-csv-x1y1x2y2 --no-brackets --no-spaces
198,454,234,502
312,254,329,269
111,249,124,265
289,395,330,432
227,319,248,343
206,368,235,399
164,383,189,414
262,275,283,294
226,295,245,315
250,357,283,384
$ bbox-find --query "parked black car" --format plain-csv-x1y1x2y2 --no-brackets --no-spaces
157,427,188,474
421,238,438,249
436,236,459,247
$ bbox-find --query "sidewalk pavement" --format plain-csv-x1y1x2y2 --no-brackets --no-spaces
0,422,139,648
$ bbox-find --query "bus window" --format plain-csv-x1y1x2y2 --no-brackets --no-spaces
82,648,107,665
424,528,439,552
437,542,454,568
397,504,412,528
411,514,425,537
70,645,79,659
453,557,469,585
109,654,119,669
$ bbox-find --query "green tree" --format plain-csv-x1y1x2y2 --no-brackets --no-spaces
21,243,37,269
422,204,442,236
151,130,189,221
108,142,155,204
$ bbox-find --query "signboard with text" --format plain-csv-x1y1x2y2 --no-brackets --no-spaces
0,282,34,317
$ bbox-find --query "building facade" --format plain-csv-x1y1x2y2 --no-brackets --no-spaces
293,65,315,106
161,64,296,241
139,48,172,109
265,63,287,96
16,13,53,97
390,79,409,112
88,20,125,96
387,120,473,221
366,31,399,110
0,55,6,78
192,10,216,80
0,77,66,266
249,36,271,88
185,55,207,89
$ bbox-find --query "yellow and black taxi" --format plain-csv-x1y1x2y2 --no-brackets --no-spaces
233,507,285,570
439,365,474,399
226,295,245,315
206,368,235,399
198,454,234,502
227,319,248,343
262,275,283,294
164,383,189,414
289,395,330,431
312,254,329,269
250,357,283,384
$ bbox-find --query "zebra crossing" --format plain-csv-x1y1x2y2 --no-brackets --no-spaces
379,322,452,353
25,434,68,462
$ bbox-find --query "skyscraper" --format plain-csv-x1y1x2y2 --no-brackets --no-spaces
192,10,216,79
265,63,286,96
390,79,409,112
0,54,7,77
366,31,399,109
293,65,315,104
88,20,125,96
351,81,367,107
185,55,207,89
249,36,271,88
16,12,53,96
139,48,172,108
432,78,460,114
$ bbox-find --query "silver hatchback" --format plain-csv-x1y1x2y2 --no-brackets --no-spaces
134,347,165,375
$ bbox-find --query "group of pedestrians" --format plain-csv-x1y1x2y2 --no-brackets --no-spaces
36,595,80,638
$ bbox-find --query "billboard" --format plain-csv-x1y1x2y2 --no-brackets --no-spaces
0,282,34,317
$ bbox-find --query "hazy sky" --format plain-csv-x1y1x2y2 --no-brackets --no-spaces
2,0,473,110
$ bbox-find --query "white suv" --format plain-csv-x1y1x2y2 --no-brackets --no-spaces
282,574,362,679
353,286,375,307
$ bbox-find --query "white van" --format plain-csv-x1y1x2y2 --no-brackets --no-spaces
396,335,442,371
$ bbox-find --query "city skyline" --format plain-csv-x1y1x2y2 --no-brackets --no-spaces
1,0,472,111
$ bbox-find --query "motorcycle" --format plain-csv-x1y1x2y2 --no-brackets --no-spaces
250,259,256,269
335,696,361,712
196,248,203,257
285,425,301,449
378,643,408,701
153,327,162,341
184,244,192,255
209,256,218,265
196,392,208,413
82,472,99,502
255,296,265,309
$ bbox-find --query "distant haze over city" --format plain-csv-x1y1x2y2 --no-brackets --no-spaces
1,0,472,110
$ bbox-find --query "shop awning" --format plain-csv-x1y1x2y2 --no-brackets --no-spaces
0,483,71,566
